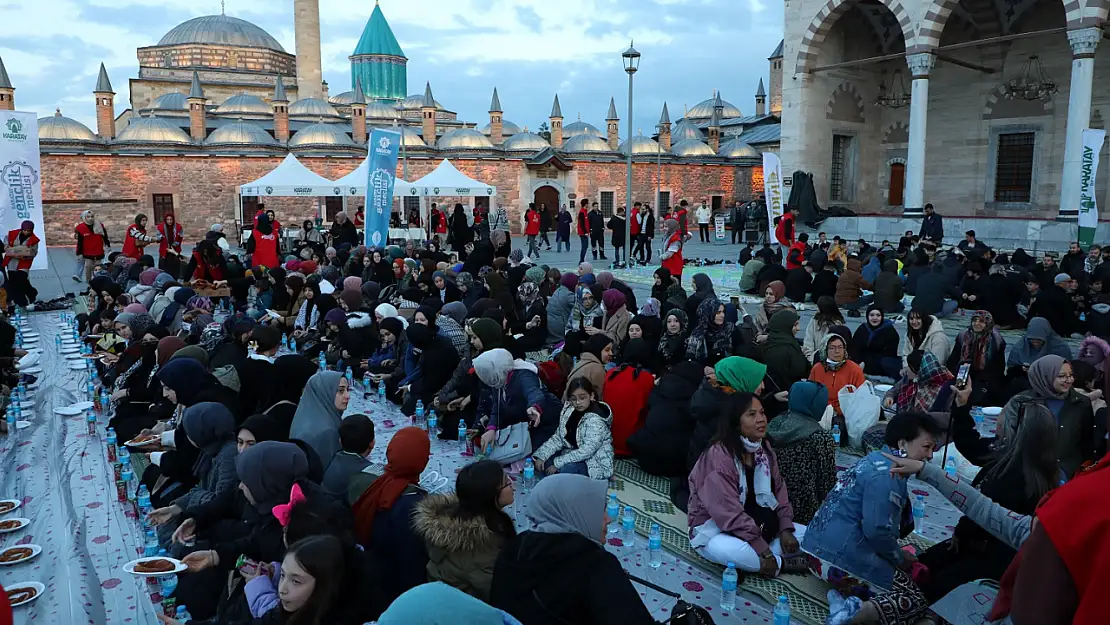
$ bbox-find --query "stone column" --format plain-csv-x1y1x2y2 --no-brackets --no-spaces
903,52,935,217
1058,27,1101,222
293,0,323,100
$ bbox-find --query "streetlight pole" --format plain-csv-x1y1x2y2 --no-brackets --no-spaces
622,42,640,269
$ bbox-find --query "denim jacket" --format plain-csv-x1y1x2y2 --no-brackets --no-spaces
801,447,913,589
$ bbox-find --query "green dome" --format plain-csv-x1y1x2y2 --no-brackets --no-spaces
353,4,406,58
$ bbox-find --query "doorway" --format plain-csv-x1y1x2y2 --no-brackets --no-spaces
888,163,905,206
533,185,560,224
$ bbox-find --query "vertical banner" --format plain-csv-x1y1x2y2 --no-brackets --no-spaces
0,111,48,270
365,129,401,249
762,152,784,244
1078,128,1106,247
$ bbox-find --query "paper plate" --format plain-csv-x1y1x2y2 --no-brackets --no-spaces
16,353,39,369
0,544,42,566
5,581,44,607
0,517,29,534
123,556,187,577
0,499,23,515
68,401,94,411
20,366,42,375
874,384,893,393
67,361,88,371
15,420,30,430
64,353,85,361
20,332,38,338
54,406,84,416
18,401,33,410
981,406,1003,416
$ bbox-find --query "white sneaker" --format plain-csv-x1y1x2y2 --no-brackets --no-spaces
71,275,81,283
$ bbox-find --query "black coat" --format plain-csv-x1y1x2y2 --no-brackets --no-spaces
330,220,360,248
686,380,730,473
810,270,838,302
357,481,428,605
784,267,812,303
461,242,494,276
982,274,1023,328
606,215,626,248
490,532,656,625
412,335,462,400
913,269,960,317
626,362,703,477
848,322,900,375
959,275,987,309
872,263,904,312
608,278,638,314
755,263,788,294
588,210,604,236
1028,285,1076,338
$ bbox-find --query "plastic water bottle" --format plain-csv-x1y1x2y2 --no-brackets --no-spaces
106,427,118,463
55,335,61,348
427,409,438,436
944,456,958,478
773,595,791,625
344,366,353,386
175,606,192,623
4,409,15,432
620,506,636,547
121,466,136,500
457,419,468,446
378,380,386,403
362,376,371,400
99,388,109,412
137,485,151,514
143,530,158,557
281,334,289,351
86,381,95,400
86,410,97,436
118,445,131,466
912,494,926,533
522,457,535,492
414,400,425,428
831,423,841,446
972,407,984,428
607,494,620,535
159,567,178,600
720,562,738,611
318,352,326,371
648,523,663,568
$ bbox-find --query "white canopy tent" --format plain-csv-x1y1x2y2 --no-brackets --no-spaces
409,159,498,228
239,154,336,197
332,158,417,197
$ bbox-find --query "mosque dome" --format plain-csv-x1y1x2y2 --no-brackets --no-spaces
216,93,271,115
288,122,355,148
502,131,550,152
116,116,193,144
672,121,703,143
671,138,716,157
396,94,445,111
289,97,343,120
563,120,603,139
38,111,97,142
479,120,521,137
151,93,188,111
158,15,286,52
686,96,742,120
561,134,613,153
364,102,401,119
329,91,358,105
436,128,494,150
718,138,758,158
619,134,661,156
373,125,426,147
206,121,278,146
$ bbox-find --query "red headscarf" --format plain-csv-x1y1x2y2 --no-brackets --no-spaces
352,427,430,544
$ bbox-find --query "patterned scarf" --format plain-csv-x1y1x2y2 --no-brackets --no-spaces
686,296,734,361
658,310,689,362
895,351,954,413
957,310,1004,371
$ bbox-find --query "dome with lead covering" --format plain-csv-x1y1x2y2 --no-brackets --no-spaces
38,111,97,142
561,134,613,153
158,15,286,52
151,93,188,111
396,94,445,111
115,116,192,144
479,120,521,137
719,138,758,158
686,96,742,120
620,134,661,156
289,97,343,120
502,131,549,152
436,128,494,150
207,121,278,146
288,122,355,147
216,94,271,115
671,138,716,157
672,121,703,143
563,120,603,139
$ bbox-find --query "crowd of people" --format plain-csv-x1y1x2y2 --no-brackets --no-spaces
2,199,1109,625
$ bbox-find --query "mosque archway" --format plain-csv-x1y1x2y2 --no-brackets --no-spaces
533,185,560,222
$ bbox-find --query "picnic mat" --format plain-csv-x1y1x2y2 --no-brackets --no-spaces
612,459,834,625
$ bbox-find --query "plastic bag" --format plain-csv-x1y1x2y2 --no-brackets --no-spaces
839,382,881,447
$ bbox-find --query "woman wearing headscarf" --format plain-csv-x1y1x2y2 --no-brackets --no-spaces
3,219,39,306
365,249,394,287
753,280,789,341
596,270,637,314
455,271,485,311
490,474,657,625
656,308,690,371
511,281,547,357
329,211,360,251
603,339,655,457
74,209,111,283
565,283,604,343
685,296,735,365
685,273,715,321
848,304,902,379
599,288,631,351
472,348,561,454
999,354,1095,479
107,325,171,441
449,204,474,255
881,350,956,419
946,310,1007,405
351,427,431,603
1078,334,1110,391
684,356,768,480
289,371,349,472
147,402,238,537
768,381,837,524
378,582,520,625
652,267,674,310
257,354,318,433
1006,316,1073,394
432,271,461,304
660,218,684,280
292,278,322,338
760,309,810,393
565,334,613,401
545,273,576,349
398,322,461,418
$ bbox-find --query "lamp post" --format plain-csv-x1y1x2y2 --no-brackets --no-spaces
622,42,640,268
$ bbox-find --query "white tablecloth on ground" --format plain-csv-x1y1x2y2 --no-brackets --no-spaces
1,313,160,625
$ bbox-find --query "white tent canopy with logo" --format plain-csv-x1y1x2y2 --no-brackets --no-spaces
410,159,497,198
239,154,336,197
332,158,417,197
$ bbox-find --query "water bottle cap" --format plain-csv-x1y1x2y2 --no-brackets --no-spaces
779,595,787,602
726,562,735,568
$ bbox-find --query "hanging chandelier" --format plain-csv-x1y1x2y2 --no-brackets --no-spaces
875,69,911,108
1004,55,1058,101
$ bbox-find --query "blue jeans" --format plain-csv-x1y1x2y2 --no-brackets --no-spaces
579,235,590,263
937,300,960,318
841,295,874,311
557,461,590,476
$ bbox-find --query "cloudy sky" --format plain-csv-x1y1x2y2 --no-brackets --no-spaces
1,0,782,134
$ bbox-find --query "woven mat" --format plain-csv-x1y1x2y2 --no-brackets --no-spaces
612,459,833,625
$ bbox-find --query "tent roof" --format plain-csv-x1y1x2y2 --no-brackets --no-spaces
410,159,497,196
239,154,336,196
333,157,415,197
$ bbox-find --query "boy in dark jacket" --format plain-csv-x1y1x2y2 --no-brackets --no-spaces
588,202,606,260
873,259,905,312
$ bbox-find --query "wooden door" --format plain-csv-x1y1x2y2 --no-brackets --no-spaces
533,186,560,222
888,163,905,206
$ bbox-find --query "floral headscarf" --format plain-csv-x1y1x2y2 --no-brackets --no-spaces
518,282,540,307
686,296,734,361
957,310,1005,371
658,309,689,363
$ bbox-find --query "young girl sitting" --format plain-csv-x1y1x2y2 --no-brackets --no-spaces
533,378,614,480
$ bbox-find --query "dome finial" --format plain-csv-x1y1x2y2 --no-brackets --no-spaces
221,0,225,15
54,108,62,117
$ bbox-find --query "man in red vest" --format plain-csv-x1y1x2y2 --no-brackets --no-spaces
156,213,184,277
5,220,40,308
247,213,281,270
576,198,590,264
524,203,541,259
73,210,110,283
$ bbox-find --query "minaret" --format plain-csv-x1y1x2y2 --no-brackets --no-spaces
272,76,290,143
658,102,671,152
708,106,721,154
421,82,437,145
549,94,564,149
294,0,324,99
94,63,115,139
0,56,13,111
755,78,767,117
488,87,503,145
187,70,207,142
351,77,367,144
606,97,619,150
768,39,784,115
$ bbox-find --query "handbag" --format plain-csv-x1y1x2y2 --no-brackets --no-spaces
628,574,716,625
486,421,532,464
839,382,881,448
